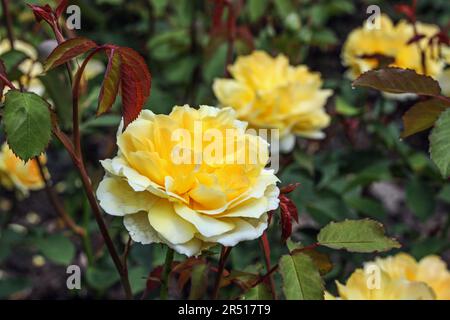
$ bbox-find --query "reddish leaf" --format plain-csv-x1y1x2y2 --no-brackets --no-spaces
280,201,293,242
353,67,442,97
236,26,255,50
401,98,449,138
97,48,121,115
118,47,152,127
395,4,416,22
279,193,300,242
44,37,98,72
28,4,54,25
145,266,163,293
56,0,68,18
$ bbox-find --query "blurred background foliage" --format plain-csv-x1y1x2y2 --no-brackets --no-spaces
0,0,449,299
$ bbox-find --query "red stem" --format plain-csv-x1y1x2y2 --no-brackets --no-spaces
211,246,232,299
259,232,277,299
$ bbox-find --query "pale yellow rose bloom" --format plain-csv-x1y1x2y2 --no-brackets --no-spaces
327,268,435,300
0,39,44,96
327,253,450,300
0,143,46,194
213,51,332,151
342,14,445,80
374,253,450,300
96,105,280,257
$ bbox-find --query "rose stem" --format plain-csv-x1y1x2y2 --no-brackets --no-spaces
34,156,86,237
259,232,277,299
1,0,15,50
45,13,133,299
211,246,232,299
160,247,175,300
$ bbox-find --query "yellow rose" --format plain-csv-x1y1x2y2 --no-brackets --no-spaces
213,50,332,152
374,253,450,300
96,105,280,257
342,14,445,80
0,39,44,96
0,143,46,194
327,253,450,300
327,268,435,300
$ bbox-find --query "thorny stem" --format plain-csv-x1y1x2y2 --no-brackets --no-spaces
160,247,175,300
212,246,232,299
51,76,133,299
1,0,15,50
259,232,277,299
34,156,85,237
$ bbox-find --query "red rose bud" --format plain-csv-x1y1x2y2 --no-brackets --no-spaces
280,183,300,194
28,4,55,25
279,194,299,242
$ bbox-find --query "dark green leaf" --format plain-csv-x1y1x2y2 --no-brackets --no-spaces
3,90,52,162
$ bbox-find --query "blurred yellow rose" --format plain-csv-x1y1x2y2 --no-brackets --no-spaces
327,253,450,300
0,39,44,96
213,51,332,152
0,143,46,194
96,105,279,257
326,268,435,300
374,253,450,300
342,14,445,80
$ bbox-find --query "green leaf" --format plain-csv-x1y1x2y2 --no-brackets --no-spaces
346,197,386,220
353,67,441,96
405,177,435,221
401,99,448,138
0,50,28,80
335,96,360,116
247,0,269,22
36,234,76,265
430,108,450,177
241,283,272,300
317,219,400,253
3,90,52,162
128,266,148,295
86,267,120,291
279,252,324,300
188,263,208,300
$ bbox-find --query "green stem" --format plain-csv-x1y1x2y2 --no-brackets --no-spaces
160,247,174,300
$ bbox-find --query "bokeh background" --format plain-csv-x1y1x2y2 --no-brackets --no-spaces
0,0,449,299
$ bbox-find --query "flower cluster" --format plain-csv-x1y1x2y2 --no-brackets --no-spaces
213,50,332,152
327,253,450,300
97,105,279,257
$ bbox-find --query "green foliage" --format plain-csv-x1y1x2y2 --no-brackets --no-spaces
36,234,76,265
241,283,272,300
401,99,448,138
3,90,52,162
430,109,450,177
279,252,324,300
317,219,401,253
